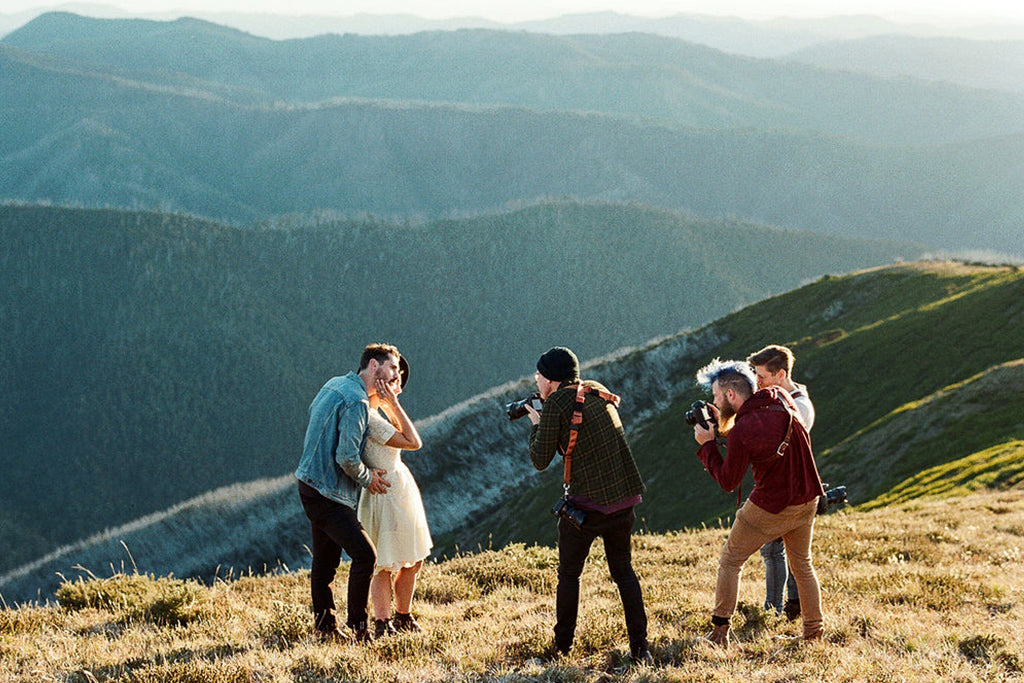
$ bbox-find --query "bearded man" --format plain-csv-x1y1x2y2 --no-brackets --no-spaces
691,358,826,646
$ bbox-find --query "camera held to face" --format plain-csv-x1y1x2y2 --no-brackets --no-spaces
684,400,717,430
506,393,544,421
816,485,848,515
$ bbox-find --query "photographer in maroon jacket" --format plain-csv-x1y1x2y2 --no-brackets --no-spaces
690,359,825,647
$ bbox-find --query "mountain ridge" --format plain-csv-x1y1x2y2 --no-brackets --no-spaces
6,12,1024,146
3,13,1023,257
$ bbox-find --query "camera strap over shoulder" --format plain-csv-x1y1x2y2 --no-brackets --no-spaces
562,382,621,493
756,403,795,463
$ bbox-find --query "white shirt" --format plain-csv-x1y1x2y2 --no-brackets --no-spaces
787,382,815,432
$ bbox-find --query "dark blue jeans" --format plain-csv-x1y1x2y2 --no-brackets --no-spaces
298,483,376,631
554,506,647,654
761,538,799,611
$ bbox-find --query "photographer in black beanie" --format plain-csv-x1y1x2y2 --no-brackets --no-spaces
519,346,651,666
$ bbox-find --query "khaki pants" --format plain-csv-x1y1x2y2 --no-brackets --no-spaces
714,499,823,637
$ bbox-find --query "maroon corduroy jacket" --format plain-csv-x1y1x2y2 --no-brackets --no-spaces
697,386,825,513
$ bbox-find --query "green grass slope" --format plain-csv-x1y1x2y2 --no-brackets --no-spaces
442,261,1024,553
838,360,1024,507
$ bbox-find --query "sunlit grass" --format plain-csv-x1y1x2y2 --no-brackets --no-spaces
2,488,1022,682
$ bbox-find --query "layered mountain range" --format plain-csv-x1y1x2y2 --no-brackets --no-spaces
2,12,1022,601
2,13,1023,255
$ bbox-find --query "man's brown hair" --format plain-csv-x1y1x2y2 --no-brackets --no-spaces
747,344,795,375
359,343,400,371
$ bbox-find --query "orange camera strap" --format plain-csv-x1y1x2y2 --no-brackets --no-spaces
562,382,621,491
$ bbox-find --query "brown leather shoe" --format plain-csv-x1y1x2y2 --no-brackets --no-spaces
803,627,824,642
393,612,422,632
700,623,730,648
348,621,374,644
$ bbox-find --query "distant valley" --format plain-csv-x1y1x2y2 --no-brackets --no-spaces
2,10,1022,600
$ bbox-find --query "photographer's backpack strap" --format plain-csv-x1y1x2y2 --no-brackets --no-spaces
562,382,621,490
734,401,795,507
752,403,795,464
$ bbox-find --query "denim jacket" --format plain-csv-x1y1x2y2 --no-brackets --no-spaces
295,372,373,508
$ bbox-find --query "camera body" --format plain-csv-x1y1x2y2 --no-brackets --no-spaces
816,485,848,515
684,400,717,430
551,497,587,529
506,393,543,421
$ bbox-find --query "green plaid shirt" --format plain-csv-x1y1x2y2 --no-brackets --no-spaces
530,380,645,505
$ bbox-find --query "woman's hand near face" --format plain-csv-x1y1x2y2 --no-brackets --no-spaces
376,377,402,406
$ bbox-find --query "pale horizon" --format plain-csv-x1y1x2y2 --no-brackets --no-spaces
5,0,1024,25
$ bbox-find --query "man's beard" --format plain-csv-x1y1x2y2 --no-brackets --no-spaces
716,401,736,436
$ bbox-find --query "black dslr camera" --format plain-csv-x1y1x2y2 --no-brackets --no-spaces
506,393,543,421
684,400,717,430
816,485,848,515
551,497,587,529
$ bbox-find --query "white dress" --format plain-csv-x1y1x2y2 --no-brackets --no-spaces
357,410,433,573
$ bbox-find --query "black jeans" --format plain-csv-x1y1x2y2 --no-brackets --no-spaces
298,483,377,631
554,506,647,654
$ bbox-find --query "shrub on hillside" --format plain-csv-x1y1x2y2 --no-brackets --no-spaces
56,573,209,625
442,544,557,594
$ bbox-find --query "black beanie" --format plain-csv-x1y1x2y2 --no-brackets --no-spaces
537,347,579,383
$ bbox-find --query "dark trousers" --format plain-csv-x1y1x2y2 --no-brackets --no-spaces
554,506,647,654
298,483,377,631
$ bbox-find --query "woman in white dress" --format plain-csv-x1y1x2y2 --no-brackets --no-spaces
358,356,432,637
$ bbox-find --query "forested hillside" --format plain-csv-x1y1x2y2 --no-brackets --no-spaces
2,14,1024,256
4,260,1021,604
0,203,913,574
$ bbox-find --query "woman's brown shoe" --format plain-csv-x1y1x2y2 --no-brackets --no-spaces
393,612,422,632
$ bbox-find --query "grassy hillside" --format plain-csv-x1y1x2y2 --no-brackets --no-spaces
1,488,1021,681
828,360,1024,506
0,203,911,574
441,261,1024,552
4,260,1021,606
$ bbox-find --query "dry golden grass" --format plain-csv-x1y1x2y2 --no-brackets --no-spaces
3,488,1022,682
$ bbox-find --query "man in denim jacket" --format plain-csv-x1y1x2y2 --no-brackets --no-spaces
295,343,398,642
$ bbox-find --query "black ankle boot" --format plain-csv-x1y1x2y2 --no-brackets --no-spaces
374,618,397,638
393,612,422,632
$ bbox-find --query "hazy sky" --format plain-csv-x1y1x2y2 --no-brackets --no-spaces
6,0,1024,23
